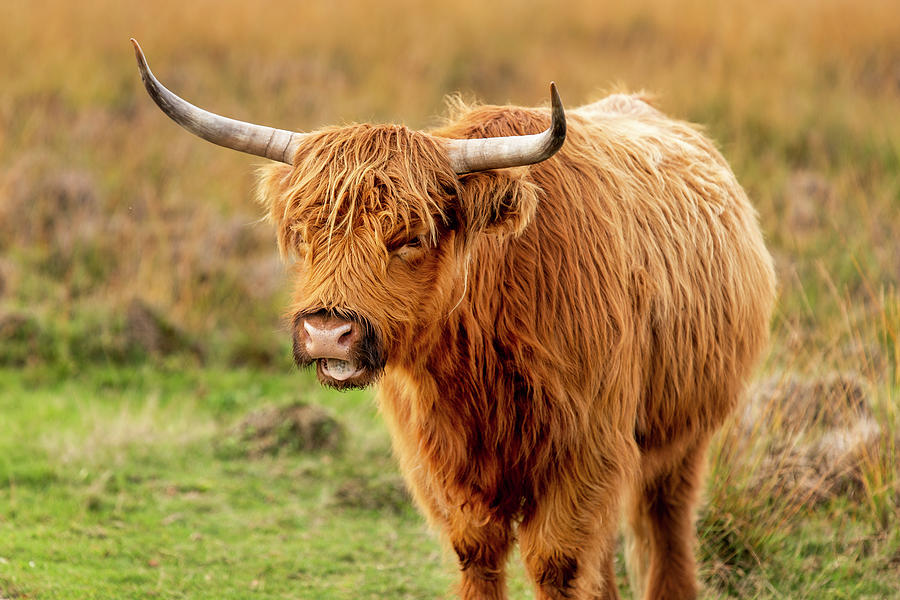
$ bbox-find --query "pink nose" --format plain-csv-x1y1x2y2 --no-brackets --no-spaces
300,315,357,360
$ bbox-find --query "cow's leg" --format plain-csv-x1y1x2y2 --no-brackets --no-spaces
396,467,514,599
626,437,709,600
519,488,622,600
392,448,514,599
518,450,633,600
445,503,514,600
378,382,514,598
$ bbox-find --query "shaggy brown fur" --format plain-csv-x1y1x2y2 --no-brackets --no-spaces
257,92,776,599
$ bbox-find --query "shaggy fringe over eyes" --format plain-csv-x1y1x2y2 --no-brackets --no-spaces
256,124,460,258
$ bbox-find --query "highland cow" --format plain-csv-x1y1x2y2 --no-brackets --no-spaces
133,39,776,600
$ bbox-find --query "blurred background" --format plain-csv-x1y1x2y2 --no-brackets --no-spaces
1,0,898,598
1,0,898,371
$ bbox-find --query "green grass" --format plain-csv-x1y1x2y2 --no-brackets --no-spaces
2,366,898,599
0,366,456,600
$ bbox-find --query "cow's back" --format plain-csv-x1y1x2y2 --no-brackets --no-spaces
449,94,776,448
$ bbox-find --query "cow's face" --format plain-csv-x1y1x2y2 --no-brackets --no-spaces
129,41,560,389
258,125,539,389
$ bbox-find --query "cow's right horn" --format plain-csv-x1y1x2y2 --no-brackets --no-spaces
131,39,306,165
443,83,566,174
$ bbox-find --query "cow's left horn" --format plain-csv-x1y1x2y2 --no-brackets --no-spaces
443,83,566,174
131,39,306,164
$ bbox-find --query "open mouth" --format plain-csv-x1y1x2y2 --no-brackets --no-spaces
318,358,365,382
314,357,379,389
291,310,386,390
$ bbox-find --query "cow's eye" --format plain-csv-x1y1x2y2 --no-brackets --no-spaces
393,236,427,262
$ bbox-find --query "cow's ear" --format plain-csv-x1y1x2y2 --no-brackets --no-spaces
453,168,539,246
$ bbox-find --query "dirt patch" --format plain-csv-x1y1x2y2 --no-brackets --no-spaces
332,475,410,513
236,403,344,456
124,298,204,360
741,372,883,507
783,170,835,233
743,372,871,430
0,312,50,366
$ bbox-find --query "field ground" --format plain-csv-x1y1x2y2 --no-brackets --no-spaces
1,0,899,598
1,366,459,600
1,366,898,599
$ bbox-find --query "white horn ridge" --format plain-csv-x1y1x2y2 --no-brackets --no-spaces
443,82,566,174
131,38,306,164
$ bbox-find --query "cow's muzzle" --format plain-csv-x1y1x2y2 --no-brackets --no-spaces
292,311,385,389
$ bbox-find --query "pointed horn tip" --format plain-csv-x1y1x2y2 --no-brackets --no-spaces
549,81,563,112
130,38,149,73
547,82,566,147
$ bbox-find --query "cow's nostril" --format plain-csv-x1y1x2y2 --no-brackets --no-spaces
300,315,355,360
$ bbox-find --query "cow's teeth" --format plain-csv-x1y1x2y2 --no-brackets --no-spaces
322,358,360,381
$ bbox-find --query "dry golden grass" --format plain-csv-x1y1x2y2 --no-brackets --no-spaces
3,1,899,323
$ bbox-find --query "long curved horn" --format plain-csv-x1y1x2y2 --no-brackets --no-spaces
131,39,306,164
443,83,566,174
